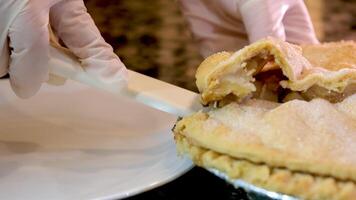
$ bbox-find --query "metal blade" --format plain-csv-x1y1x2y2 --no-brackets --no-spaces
49,45,202,116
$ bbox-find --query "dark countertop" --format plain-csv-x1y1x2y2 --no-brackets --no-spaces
124,167,249,200
83,0,355,199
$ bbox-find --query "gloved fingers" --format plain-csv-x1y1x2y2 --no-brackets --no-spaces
8,1,51,98
283,0,319,44
50,0,128,89
178,0,249,57
237,0,288,43
0,0,28,78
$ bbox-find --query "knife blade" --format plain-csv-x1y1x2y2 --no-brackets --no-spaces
48,45,202,116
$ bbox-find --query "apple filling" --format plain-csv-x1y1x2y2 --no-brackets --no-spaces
213,57,356,107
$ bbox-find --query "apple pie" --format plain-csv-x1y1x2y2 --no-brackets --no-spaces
173,38,356,199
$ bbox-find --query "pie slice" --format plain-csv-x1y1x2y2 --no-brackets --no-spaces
196,38,356,105
174,38,356,199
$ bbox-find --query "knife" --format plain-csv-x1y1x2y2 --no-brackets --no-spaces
48,45,202,116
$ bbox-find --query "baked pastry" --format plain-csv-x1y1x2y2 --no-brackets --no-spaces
173,38,356,199
196,38,356,105
175,96,356,199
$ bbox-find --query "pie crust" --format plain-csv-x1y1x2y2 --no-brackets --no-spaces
173,97,356,199
174,38,356,199
175,133,356,200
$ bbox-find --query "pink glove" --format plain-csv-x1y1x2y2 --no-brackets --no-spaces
178,0,319,57
0,0,127,98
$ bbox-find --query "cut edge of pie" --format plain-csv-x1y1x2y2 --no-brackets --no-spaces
196,37,356,105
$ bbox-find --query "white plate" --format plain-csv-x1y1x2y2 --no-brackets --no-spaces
0,80,192,200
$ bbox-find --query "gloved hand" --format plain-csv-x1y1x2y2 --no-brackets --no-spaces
178,0,319,57
0,0,128,98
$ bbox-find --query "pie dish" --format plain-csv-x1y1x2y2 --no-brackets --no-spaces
173,38,356,199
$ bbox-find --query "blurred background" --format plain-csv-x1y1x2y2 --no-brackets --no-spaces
84,0,356,93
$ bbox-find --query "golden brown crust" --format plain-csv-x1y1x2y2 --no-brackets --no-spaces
173,96,356,182
196,38,356,105
175,133,356,200
286,41,356,92
301,41,356,71
195,51,233,92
